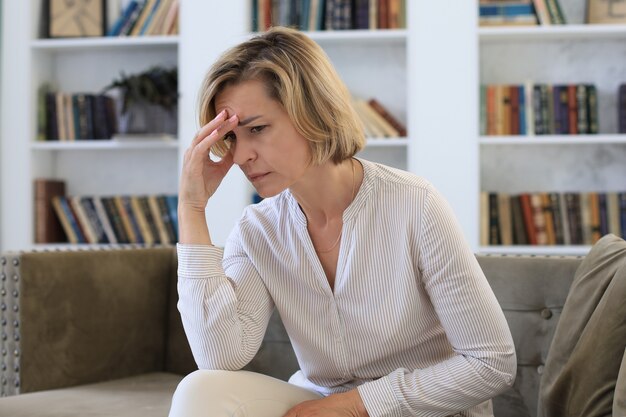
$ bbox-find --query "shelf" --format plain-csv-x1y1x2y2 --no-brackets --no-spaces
31,140,179,150
366,137,408,147
478,245,591,256
479,24,626,42
479,134,626,145
30,36,179,51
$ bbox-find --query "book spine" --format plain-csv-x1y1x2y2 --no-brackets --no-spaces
488,192,501,245
34,179,66,243
576,84,588,134
619,84,626,134
587,84,599,134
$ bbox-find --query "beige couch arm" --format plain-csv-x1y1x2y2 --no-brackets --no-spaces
0,247,176,397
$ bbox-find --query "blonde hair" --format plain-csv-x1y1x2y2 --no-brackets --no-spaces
198,26,364,165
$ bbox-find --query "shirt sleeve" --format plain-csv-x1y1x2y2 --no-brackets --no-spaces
357,185,517,416
176,220,274,371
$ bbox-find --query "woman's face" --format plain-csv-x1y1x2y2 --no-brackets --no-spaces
214,79,312,198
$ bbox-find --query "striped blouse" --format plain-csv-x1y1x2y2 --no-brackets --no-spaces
177,159,516,417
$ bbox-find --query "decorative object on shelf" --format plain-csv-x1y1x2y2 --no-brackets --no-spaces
586,0,626,24
102,66,178,135
46,0,108,38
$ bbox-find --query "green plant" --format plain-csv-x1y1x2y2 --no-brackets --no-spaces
102,66,178,114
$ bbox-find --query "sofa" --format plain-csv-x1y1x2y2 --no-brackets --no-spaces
0,235,624,417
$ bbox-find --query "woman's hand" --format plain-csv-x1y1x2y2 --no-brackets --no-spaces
179,110,239,213
283,390,369,417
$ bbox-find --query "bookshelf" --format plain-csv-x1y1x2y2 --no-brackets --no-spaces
0,0,180,250
1,1,477,252
479,6,626,255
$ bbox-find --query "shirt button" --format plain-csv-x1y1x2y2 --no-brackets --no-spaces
537,365,545,375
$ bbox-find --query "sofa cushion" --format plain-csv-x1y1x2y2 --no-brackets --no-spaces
477,255,581,417
0,372,182,417
540,234,626,417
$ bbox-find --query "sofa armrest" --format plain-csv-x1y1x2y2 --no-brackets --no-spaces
0,247,176,397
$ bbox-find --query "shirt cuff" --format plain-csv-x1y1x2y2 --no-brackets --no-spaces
176,243,225,279
357,376,403,417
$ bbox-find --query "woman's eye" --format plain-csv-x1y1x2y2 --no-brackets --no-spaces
224,132,236,142
251,125,266,134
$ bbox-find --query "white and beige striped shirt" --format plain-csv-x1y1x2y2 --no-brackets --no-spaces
177,159,516,417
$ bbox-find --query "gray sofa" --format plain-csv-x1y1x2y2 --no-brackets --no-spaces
0,238,621,416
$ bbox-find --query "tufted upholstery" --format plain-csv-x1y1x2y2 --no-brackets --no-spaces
0,247,591,417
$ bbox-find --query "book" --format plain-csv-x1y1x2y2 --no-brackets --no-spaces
101,196,131,243
607,192,621,237
510,195,528,245
69,196,99,244
130,196,155,245
480,192,489,246
367,98,407,137
497,193,513,245
617,84,626,133
78,196,110,244
530,193,548,245
519,193,537,244
34,179,66,243
148,195,171,244
532,0,551,25
92,196,118,244
51,196,87,244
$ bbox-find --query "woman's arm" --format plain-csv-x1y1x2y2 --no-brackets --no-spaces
357,185,516,416
176,110,274,370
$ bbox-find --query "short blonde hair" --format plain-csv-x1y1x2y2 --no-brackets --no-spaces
198,26,365,165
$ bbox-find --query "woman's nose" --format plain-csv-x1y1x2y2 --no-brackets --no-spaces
231,137,256,166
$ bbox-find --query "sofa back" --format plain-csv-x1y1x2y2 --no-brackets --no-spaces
0,248,176,396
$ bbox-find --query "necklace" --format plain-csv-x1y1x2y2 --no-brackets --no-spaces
314,159,356,254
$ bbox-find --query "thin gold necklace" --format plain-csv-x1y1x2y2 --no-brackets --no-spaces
315,159,356,254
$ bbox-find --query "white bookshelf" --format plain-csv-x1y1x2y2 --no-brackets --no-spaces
0,0,514,252
479,5,626,252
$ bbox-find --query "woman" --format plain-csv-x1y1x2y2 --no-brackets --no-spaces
170,26,516,417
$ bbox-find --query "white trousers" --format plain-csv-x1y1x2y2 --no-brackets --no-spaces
168,370,323,417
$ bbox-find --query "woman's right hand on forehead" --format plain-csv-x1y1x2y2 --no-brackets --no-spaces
179,110,239,212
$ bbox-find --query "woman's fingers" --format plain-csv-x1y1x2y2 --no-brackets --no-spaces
190,110,228,148
195,114,239,157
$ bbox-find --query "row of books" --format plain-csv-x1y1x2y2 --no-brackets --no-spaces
252,0,406,32
52,193,178,245
478,0,566,27
37,88,118,141
108,0,179,37
480,191,626,246
353,98,407,138
480,83,599,136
